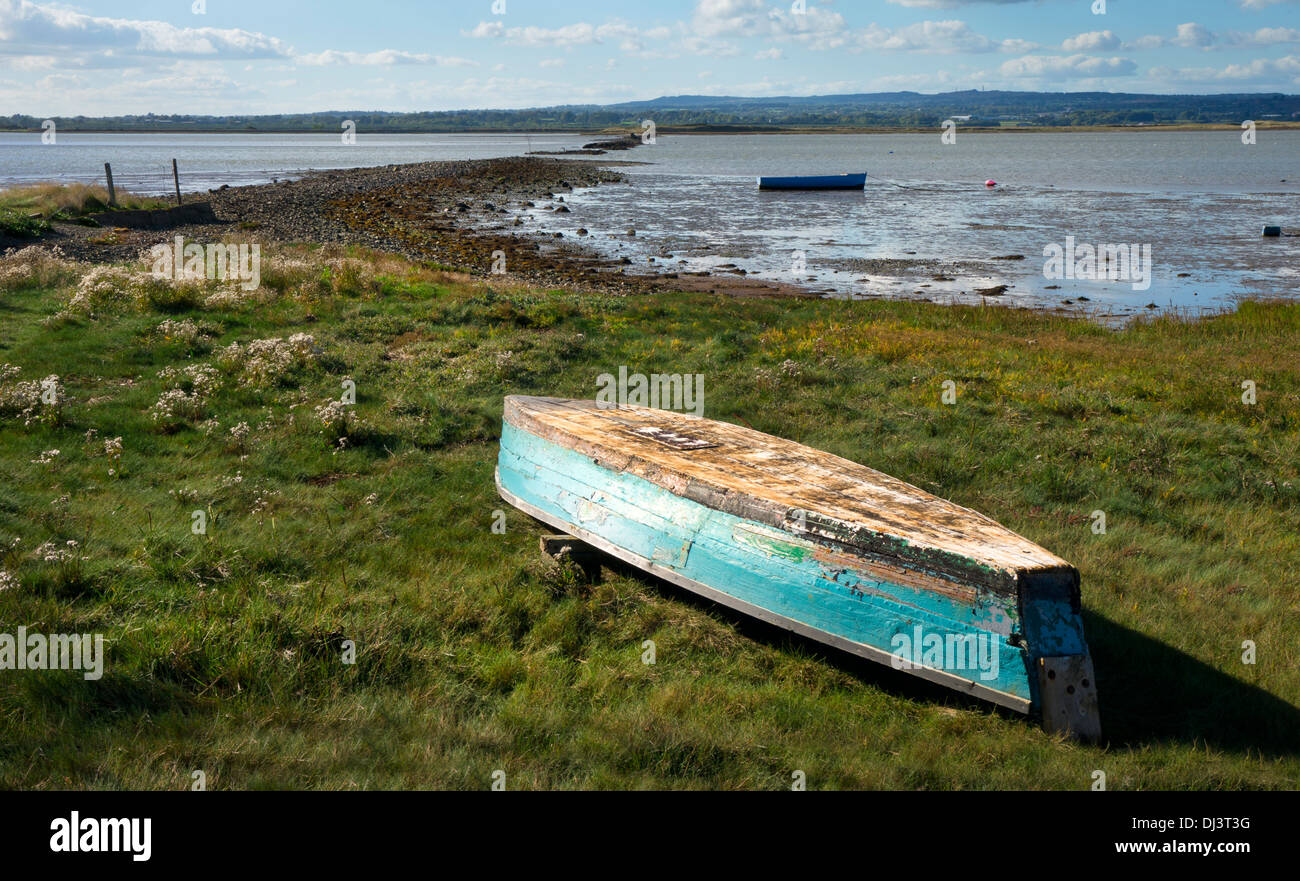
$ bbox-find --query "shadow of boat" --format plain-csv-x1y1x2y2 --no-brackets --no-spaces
1084,612,1300,757
591,553,1300,758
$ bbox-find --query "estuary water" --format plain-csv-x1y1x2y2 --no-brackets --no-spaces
4,130,1298,316
549,131,1300,319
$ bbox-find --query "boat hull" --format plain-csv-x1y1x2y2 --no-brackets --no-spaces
758,172,867,190
496,398,1101,739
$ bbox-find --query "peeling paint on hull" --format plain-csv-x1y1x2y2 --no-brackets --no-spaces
497,397,1102,738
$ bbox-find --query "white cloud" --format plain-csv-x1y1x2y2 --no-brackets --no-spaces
691,0,847,45
1062,30,1121,52
691,0,770,38
856,20,1034,54
391,75,640,108
1128,23,1216,51
0,0,291,64
1129,22,1300,51
1206,54,1300,81
1145,55,1300,89
4,0,1297,115
464,20,644,48
999,54,1138,80
10,62,271,115
681,36,742,56
468,22,504,39
1226,27,1300,47
999,38,1038,53
1171,22,1217,49
1128,35,1166,50
866,69,967,90
296,50,476,67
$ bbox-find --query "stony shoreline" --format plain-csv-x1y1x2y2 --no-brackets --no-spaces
7,156,820,299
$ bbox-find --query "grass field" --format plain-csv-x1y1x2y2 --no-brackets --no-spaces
1,242,1297,790
0,184,172,237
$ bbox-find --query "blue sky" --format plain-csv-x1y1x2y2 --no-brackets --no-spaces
2,0,1298,115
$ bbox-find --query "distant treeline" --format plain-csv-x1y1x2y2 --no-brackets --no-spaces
6,90,1299,132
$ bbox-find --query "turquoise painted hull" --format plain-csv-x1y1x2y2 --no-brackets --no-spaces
497,420,1093,714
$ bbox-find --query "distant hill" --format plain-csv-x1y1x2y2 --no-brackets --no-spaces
5,90,1298,133
605,90,1300,124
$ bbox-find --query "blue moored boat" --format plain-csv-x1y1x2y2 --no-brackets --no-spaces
496,396,1102,740
758,172,867,190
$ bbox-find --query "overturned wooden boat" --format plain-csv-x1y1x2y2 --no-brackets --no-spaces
758,172,866,190
496,396,1101,740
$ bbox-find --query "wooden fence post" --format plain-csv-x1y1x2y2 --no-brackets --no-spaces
104,162,117,207
172,159,182,206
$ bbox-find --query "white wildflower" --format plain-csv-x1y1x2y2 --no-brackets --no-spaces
216,334,317,387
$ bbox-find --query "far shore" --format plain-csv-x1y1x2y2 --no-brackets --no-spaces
3,123,1299,136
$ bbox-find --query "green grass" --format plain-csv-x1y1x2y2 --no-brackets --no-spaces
0,206,50,237
1,243,1297,790
0,183,171,235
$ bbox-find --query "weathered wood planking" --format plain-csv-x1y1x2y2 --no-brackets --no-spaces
497,395,1101,739
505,396,1071,595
